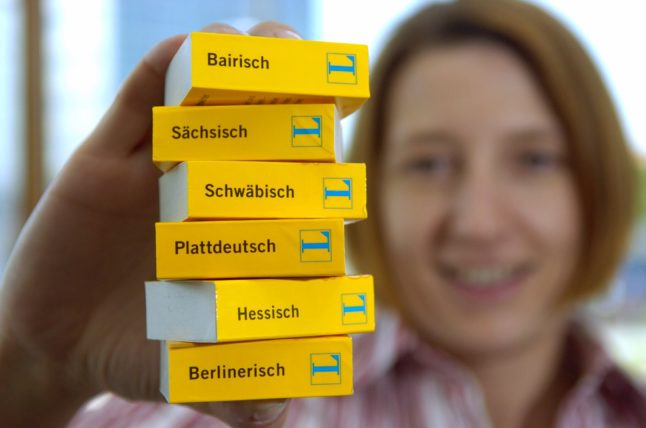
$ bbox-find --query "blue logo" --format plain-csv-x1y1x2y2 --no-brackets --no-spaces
341,293,368,325
292,116,322,147
310,353,342,385
327,53,357,84
300,229,332,262
323,178,353,209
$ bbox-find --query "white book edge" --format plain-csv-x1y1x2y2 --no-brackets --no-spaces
159,162,188,222
164,35,193,106
146,281,216,342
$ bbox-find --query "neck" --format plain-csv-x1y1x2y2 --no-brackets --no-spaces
462,317,576,428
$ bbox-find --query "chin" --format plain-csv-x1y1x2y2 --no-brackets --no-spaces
405,293,558,361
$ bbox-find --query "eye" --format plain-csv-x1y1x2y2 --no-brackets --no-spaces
403,155,454,175
516,149,564,171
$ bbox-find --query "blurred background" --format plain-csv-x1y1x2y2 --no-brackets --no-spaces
1,0,644,377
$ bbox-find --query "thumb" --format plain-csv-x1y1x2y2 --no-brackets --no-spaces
84,33,186,157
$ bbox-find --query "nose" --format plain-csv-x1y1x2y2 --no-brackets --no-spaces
448,161,508,245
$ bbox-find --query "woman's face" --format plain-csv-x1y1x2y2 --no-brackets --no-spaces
380,41,582,357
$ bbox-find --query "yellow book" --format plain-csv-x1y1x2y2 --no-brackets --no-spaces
161,336,353,403
165,32,370,117
146,275,374,343
156,219,345,279
160,161,367,222
152,104,342,171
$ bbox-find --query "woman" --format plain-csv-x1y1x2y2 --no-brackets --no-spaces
0,1,642,427
345,1,642,426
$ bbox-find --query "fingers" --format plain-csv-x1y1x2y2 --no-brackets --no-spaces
190,399,289,428
248,21,302,39
200,21,301,39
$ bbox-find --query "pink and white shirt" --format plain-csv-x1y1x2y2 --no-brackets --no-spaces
68,309,646,427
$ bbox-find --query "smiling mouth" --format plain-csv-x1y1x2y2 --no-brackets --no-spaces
437,262,532,294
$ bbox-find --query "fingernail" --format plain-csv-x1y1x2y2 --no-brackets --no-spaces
251,400,288,423
276,28,302,39
201,23,245,34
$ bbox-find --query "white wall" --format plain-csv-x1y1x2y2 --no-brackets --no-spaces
315,0,646,156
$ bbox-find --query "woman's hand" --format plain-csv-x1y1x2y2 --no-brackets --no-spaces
0,21,300,428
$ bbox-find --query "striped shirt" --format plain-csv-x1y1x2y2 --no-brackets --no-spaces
68,309,646,427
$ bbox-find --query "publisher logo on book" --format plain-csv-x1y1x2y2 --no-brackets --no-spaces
310,353,342,385
323,178,353,209
341,293,368,325
300,229,332,262
292,116,323,147
326,53,357,85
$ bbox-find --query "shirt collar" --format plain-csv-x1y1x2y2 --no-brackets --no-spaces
353,306,477,387
355,306,645,419
558,319,646,424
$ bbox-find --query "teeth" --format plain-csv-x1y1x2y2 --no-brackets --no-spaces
454,268,515,288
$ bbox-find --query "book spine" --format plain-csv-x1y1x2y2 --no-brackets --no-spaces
152,104,339,170
165,32,370,117
159,161,367,221
155,219,345,279
217,275,374,341
162,336,353,403
145,276,375,342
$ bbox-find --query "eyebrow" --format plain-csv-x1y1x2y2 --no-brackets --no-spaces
391,126,563,150
399,130,457,147
504,128,563,146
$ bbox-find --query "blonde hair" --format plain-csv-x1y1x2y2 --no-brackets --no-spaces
347,0,637,308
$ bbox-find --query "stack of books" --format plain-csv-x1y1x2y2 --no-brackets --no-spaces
145,32,373,403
